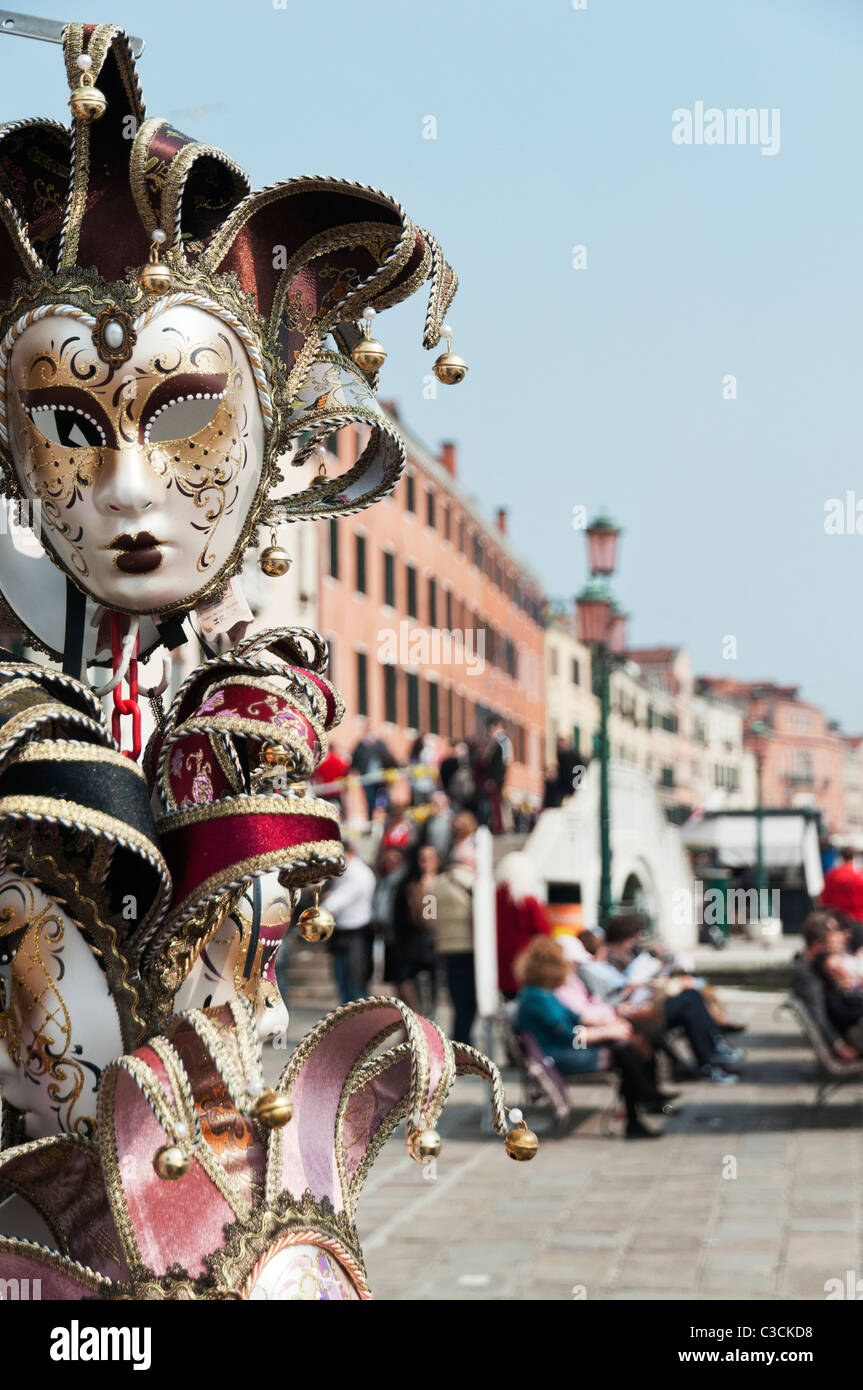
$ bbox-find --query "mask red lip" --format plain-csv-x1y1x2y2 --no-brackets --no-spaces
108,532,163,551
108,533,165,574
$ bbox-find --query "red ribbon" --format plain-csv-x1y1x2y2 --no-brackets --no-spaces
110,612,142,761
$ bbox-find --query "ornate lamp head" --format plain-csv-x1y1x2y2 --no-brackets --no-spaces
0,22,458,655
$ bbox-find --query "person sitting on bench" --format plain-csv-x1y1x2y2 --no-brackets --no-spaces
514,937,677,1140
576,923,741,1084
792,911,860,1063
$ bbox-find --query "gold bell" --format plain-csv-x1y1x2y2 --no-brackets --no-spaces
259,533,292,578
253,1088,293,1129
139,229,172,296
296,887,335,943
69,54,106,121
261,741,289,768
153,1144,191,1180
433,350,468,385
504,1120,539,1162
408,1127,441,1162
433,321,468,385
351,307,387,373
352,336,387,373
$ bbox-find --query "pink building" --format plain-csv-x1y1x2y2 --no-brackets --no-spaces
697,679,846,835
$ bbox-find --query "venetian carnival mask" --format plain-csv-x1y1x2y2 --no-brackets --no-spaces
173,872,293,1045
0,870,122,1139
0,20,458,657
6,304,265,615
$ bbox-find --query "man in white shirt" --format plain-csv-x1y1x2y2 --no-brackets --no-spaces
322,843,378,1004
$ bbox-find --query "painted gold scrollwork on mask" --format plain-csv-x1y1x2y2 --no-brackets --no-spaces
0,875,100,1138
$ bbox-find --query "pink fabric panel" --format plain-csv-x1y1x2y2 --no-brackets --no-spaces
110,1065,236,1277
341,1055,412,1184
280,1003,408,1210
416,1015,448,1111
0,1142,129,1282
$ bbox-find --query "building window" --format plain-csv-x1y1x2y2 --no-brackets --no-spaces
549,646,559,677
328,518,339,579
458,515,466,554
428,681,439,734
356,650,368,716
383,665,397,723
473,535,483,569
426,487,435,529
407,672,420,729
406,473,415,513
571,659,580,686
428,577,437,628
355,533,366,594
445,587,453,630
660,766,674,788
383,551,395,608
442,504,451,542
406,565,417,618
661,713,678,734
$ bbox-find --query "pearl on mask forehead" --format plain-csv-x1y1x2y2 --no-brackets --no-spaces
102,319,126,350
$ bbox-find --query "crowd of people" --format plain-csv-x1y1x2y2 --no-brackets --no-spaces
298,773,863,1141
311,719,539,834
513,915,747,1139
293,779,749,1142
318,806,484,1043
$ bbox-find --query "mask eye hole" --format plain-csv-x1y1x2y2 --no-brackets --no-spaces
146,393,223,445
28,405,104,449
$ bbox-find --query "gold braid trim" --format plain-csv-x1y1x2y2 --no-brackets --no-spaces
14,740,146,775
96,1066,144,1276
0,1235,111,1295
0,794,170,935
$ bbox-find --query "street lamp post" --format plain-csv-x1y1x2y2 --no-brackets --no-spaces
576,513,624,932
750,719,768,920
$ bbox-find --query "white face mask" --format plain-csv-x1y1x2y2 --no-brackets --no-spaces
173,871,292,1046
0,871,123,1140
6,304,265,615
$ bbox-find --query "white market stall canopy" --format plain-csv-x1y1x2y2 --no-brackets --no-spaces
683,813,824,898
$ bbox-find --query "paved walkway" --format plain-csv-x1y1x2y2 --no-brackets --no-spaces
323,990,863,1301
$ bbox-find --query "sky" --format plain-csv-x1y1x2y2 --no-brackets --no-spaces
1,0,860,726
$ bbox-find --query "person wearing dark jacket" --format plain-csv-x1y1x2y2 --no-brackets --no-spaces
792,910,860,1060
815,952,863,1053
351,722,397,818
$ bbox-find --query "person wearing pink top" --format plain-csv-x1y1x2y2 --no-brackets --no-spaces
555,934,619,1024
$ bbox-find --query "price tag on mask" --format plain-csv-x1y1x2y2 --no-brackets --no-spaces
194,577,254,639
